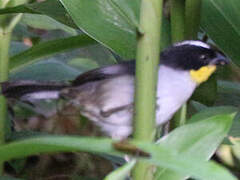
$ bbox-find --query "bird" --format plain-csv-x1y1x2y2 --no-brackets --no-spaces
1,40,229,139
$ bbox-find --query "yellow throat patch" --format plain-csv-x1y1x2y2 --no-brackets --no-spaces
190,65,216,84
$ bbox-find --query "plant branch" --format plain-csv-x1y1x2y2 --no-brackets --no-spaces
0,28,11,174
0,5,23,174
170,0,186,128
132,0,163,179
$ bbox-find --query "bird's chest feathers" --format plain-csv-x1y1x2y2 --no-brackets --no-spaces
156,66,197,124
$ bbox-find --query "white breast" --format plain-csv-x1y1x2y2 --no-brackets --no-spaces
156,65,197,125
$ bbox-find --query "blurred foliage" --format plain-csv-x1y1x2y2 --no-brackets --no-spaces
0,0,239,179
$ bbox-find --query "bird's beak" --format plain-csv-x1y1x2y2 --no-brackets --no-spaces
210,53,230,66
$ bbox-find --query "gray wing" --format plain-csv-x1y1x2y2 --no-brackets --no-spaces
71,60,135,86
63,74,135,125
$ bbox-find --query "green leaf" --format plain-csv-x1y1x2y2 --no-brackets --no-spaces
9,34,97,72
104,160,136,180
142,144,237,180
0,136,120,161
110,0,140,27
154,113,234,180
0,0,77,28
201,0,240,66
0,136,236,180
11,60,80,81
188,106,237,123
3,0,169,60
59,0,140,58
21,14,77,35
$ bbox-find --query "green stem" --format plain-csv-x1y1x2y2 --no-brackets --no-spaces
170,0,185,42
0,10,23,175
0,28,11,174
171,103,187,130
185,0,202,39
170,0,187,129
132,0,163,179
171,0,202,129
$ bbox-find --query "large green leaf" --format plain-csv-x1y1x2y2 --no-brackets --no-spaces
201,0,240,66
141,141,236,180
188,106,237,123
0,135,236,180
9,34,97,72
10,60,80,81
2,0,170,59
154,113,234,180
0,0,77,28
59,0,140,58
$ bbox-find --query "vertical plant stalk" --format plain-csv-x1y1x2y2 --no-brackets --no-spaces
0,1,11,172
185,0,202,39
170,0,187,128
171,103,187,129
132,0,163,179
0,10,22,173
172,0,202,129
0,28,11,174
170,0,185,42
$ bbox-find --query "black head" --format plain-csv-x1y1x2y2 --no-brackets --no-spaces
160,40,229,70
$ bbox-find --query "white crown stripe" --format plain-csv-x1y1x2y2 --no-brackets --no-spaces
174,40,210,49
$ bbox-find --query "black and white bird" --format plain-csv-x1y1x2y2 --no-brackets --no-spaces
1,40,229,139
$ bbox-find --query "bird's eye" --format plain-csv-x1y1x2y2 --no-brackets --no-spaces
199,55,208,60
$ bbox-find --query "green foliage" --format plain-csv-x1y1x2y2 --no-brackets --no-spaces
201,0,240,66
59,0,139,58
0,0,239,179
10,34,97,72
0,132,236,180
155,112,234,180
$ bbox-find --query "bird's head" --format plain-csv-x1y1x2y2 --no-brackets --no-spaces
160,40,229,84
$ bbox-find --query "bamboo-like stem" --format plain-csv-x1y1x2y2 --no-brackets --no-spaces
185,0,202,39
132,0,163,179
171,0,202,129
0,4,24,173
0,28,11,174
170,0,186,128
170,0,185,42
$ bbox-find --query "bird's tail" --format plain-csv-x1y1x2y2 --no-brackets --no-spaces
1,80,69,101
